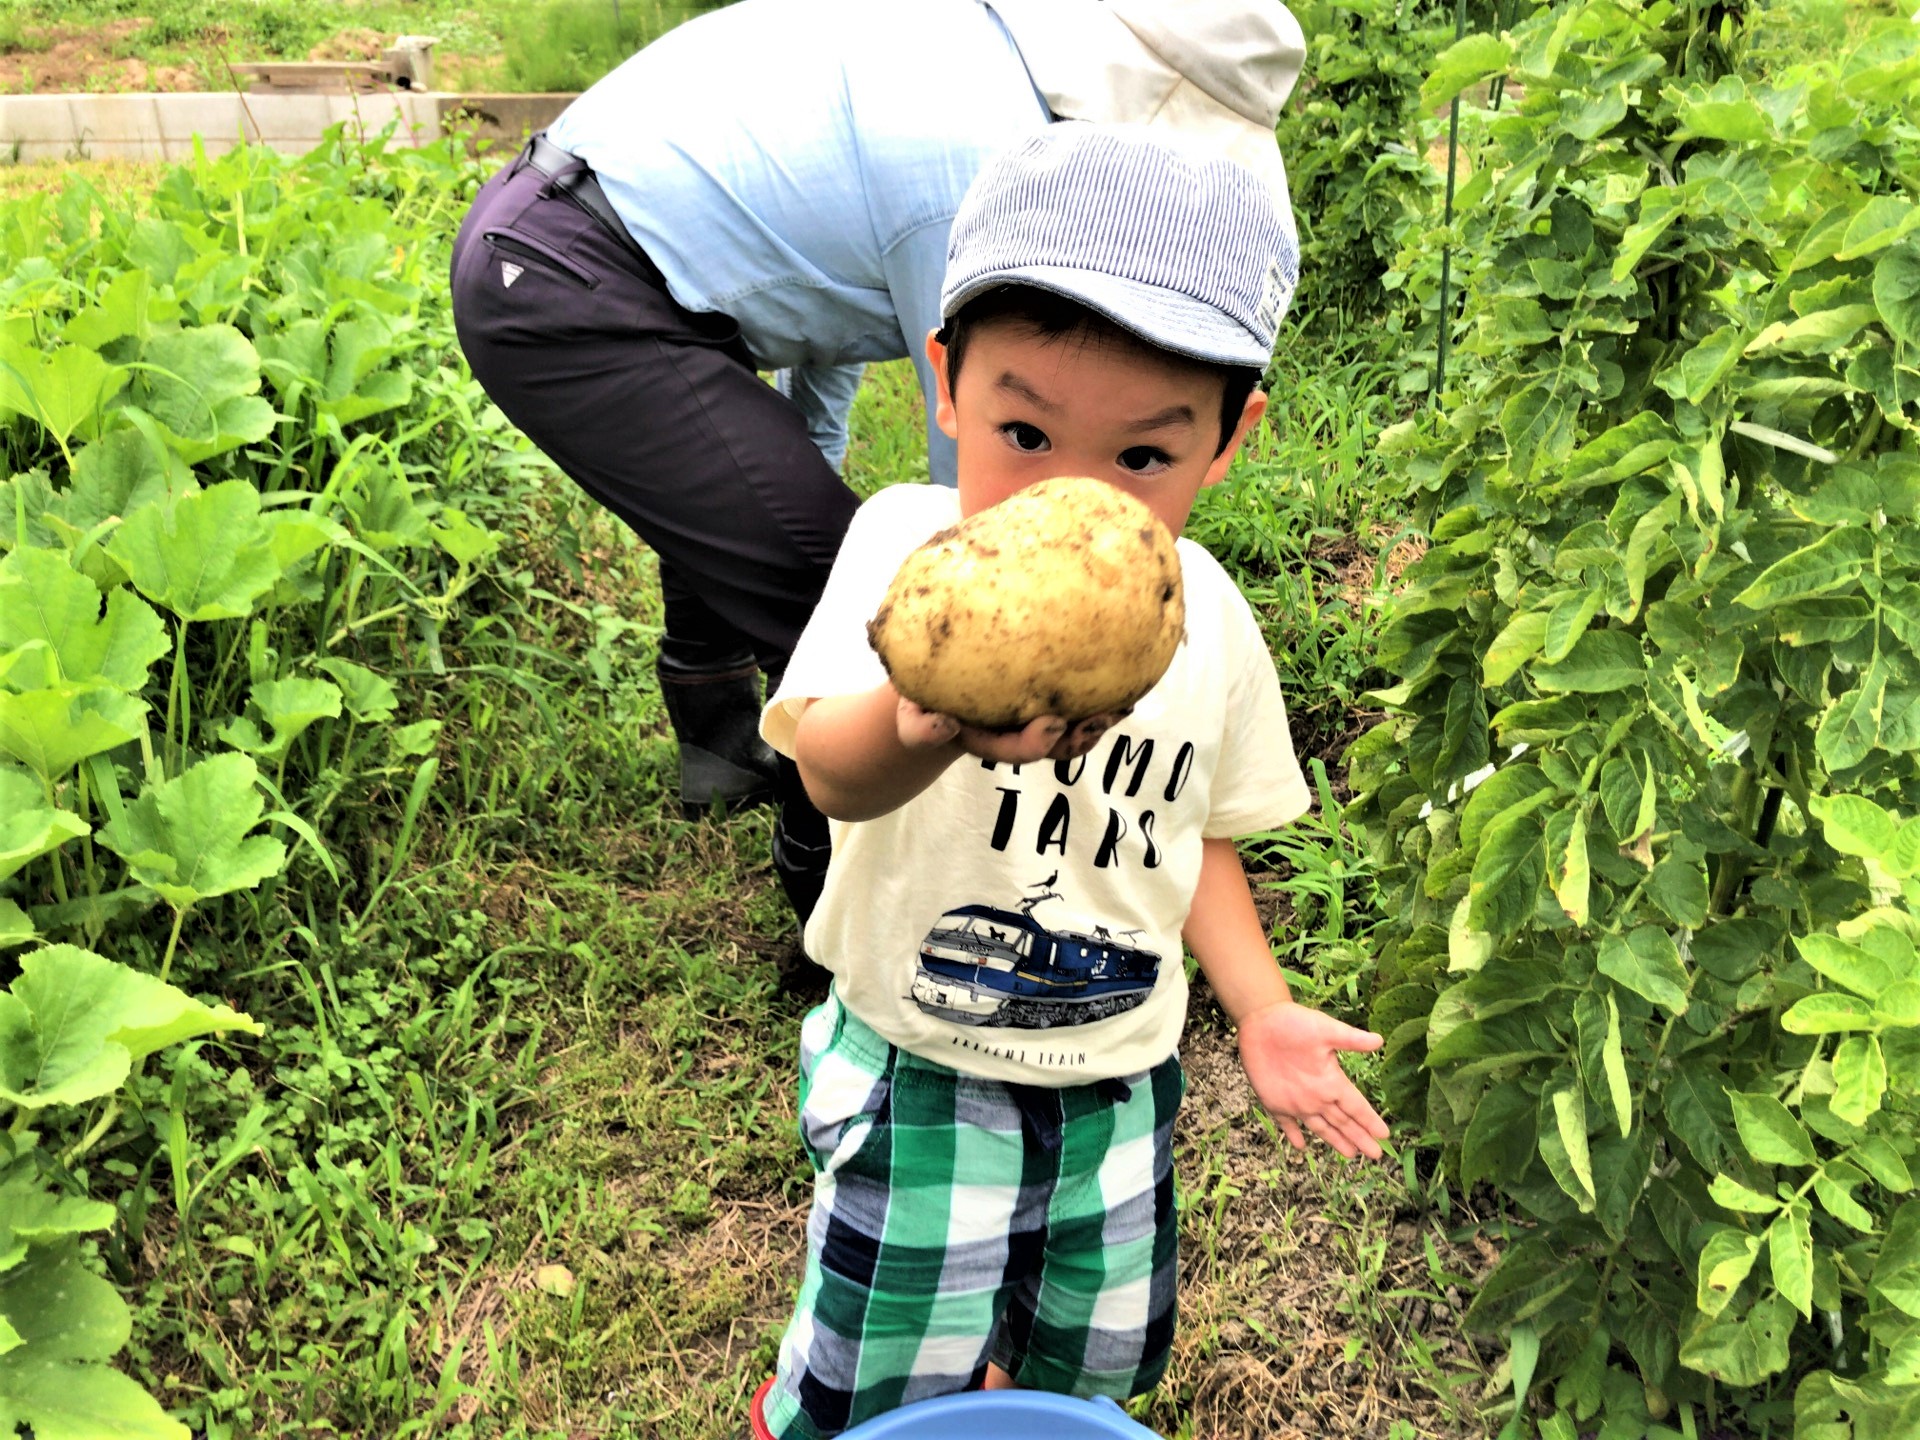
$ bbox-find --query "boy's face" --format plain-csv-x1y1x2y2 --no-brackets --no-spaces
926,319,1267,535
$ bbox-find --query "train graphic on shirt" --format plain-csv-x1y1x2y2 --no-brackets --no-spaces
909,879,1161,1029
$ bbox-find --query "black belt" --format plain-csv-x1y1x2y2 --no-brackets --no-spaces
521,132,657,273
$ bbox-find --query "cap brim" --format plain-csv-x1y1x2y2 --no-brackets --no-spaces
943,262,1275,369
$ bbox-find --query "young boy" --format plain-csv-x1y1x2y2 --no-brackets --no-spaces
754,124,1388,1439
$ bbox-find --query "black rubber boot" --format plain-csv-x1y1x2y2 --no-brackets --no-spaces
656,656,779,816
771,756,832,926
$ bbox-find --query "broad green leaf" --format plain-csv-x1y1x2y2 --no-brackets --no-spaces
1767,1204,1815,1319
1657,325,1748,406
1500,374,1580,485
0,1347,188,1440
1675,76,1771,143
1483,611,1548,687
1421,31,1512,107
313,658,398,723
0,944,260,1110
1746,306,1880,357
1467,808,1546,937
1696,1226,1762,1318
1837,196,1920,262
1599,927,1690,1014
0,338,128,449
1733,528,1874,610
1576,988,1630,1136
1781,992,1878,1034
1876,1202,1920,1317
1539,1076,1596,1212
108,480,282,622
0,1179,115,1260
64,427,196,539
1810,793,1899,861
1678,1293,1794,1386
1876,239,1920,350
1648,853,1709,927
1813,1162,1876,1232
1876,979,1920,1027
428,508,500,567
1621,493,1680,622
61,268,155,351
1727,1091,1817,1167
1601,993,1630,1137
0,1242,127,1363
0,764,88,883
1817,658,1891,772
1543,589,1604,663
1709,1174,1781,1215
1447,895,1492,973
217,678,343,762
0,685,144,785
0,899,32,950
1851,1137,1914,1193
1795,933,1897,1002
1459,764,1554,849
128,324,278,464
1532,630,1646,694
1614,187,1687,282
96,752,286,909
0,546,167,692
1559,412,1677,492
1832,1035,1888,1126
1462,1081,1536,1188
1546,804,1591,926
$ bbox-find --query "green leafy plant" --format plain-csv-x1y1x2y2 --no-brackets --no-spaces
1,945,259,1440
1351,1,1920,1434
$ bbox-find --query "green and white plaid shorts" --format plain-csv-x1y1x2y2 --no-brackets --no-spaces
763,991,1183,1440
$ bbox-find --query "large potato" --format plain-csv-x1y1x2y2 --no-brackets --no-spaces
867,476,1185,729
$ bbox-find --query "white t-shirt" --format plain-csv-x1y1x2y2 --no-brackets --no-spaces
764,485,1310,1085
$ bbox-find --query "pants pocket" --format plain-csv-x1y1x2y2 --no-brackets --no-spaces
483,229,600,289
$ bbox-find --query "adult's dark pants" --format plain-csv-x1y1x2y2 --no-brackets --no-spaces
449,145,858,926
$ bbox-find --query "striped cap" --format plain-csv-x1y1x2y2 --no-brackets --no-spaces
941,123,1298,369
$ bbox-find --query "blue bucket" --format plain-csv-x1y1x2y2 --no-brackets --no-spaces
839,1391,1162,1438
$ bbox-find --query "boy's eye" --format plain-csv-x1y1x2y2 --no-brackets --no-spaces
1001,422,1051,453
1117,446,1172,475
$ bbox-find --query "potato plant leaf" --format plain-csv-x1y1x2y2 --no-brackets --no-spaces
1726,1091,1817,1168
1679,1293,1795,1386
1768,1203,1815,1320
96,753,287,909
1598,928,1690,1014
0,944,260,1111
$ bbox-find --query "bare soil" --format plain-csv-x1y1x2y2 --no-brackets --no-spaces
0,20,200,94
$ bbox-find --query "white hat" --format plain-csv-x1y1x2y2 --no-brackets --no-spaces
941,123,1298,367
987,0,1305,189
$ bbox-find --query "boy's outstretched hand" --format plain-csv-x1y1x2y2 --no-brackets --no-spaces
1236,1000,1389,1160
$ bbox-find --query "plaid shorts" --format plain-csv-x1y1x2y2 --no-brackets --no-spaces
763,992,1183,1440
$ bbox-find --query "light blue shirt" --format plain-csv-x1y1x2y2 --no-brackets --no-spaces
547,0,1052,485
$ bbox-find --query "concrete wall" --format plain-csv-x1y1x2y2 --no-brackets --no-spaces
0,91,570,164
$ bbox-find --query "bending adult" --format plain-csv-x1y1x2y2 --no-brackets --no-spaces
449,0,1305,926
